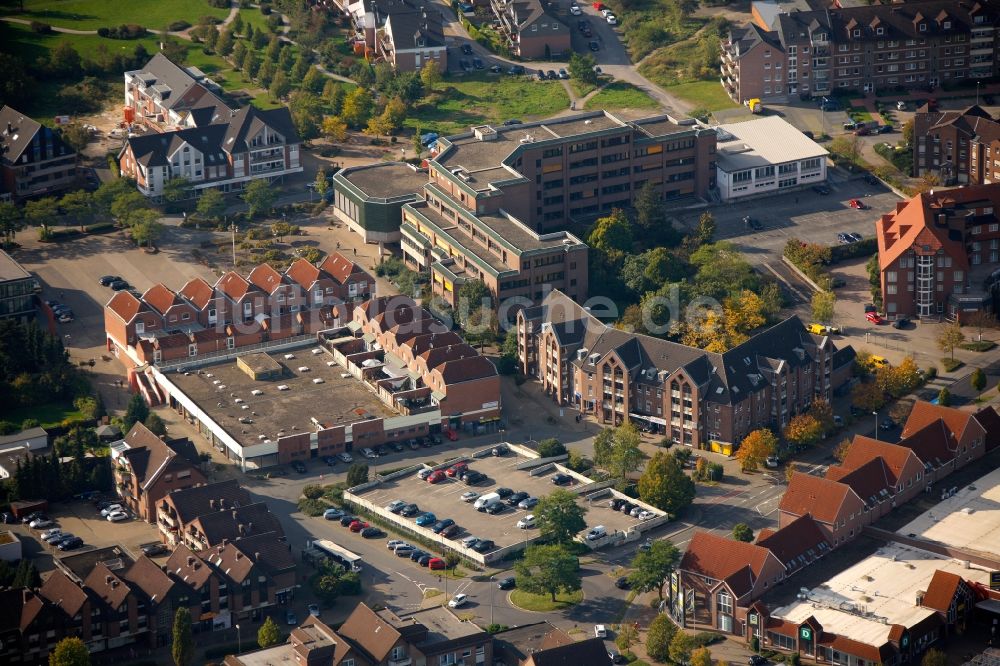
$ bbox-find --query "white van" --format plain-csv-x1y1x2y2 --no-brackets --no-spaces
474,492,501,511
586,525,607,541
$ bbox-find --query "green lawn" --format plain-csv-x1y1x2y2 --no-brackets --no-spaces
509,588,584,612
1,402,84,428
570,79,598,98
1,0,230,30
1,20,165,62
404,74,570,135
584,82,659,111
236,7,276,35
665,80,740,112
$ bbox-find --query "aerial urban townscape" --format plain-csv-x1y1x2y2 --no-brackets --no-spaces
3,0,1000,664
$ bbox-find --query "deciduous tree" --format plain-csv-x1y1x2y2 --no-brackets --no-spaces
242,179,276,218
587,208,633,258
627,539,679,599
24,197,59,231
269,71,291,100
60,190,94,230
257,617,281,648
196,188,226,221
514,544,581,602
972,367,987,392
784,413,823,447
669,631,694,665
646,615,677,662
695,211,715,245
691,647,713,666
638,450,694,515
937,322,964,360
568,52,598,86
593,421,642,487
0,201,25,243
736,429,777,472
851,381,885,412
49,637,91,666
535,489,587,544
346,463,369,486
811,290,836,324
341,88,374,128
420,59,441,91
922,649,946,666
124,393,150,430
732,523,754,542
322,116,348,142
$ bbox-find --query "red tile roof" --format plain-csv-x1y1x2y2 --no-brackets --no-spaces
679,532,776,586
405,331,463,356
216,271,253,301
321,251,364,284
825,457,894,505
898,419,957,467
337,603,402,663
779,473,858,524
819,633,894,663
756,514,830,571
179,277,215,309
106,290,145,323
920,570,963,612
247,263,285,293
435,355,498,384
84,563,131,610
286,257,321,289
840,436,919,485
876,190,983,272
121,555,176,604
903,400,982,443
166,544,214,591
143,283,181,315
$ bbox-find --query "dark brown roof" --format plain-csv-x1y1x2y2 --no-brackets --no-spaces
166,544,215,591
206,540,255,583
826,457,895,505
898,419,957,468
435,355,498,384
405,331,463,355
84,563,132,610
921,570,964,612
121,555,176,604
337,603,402,663
526,637,612,666
974,406,1000,450
230,532,295,574
120,423,201,490
756,514,830,572
190,502,284,546
38,570,88,618
163,479,250,525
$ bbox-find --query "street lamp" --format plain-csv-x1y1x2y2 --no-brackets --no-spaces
872,411,879,441
235,623,241,654
490,574,495,626
229,220,238,268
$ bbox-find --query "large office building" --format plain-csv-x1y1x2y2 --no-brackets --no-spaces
721,0,999,103
913,105,1000,186
331,161,427,243
875,184,1000,321
517,290,855,448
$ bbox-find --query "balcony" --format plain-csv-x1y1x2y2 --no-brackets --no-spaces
158,512,177,528
389,658,413,666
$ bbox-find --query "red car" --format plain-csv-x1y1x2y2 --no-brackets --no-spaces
848,199,868,210
593,1,605,8
427,470,446,484
444,428,459,441
428,557,446,570
349,520,369,532
446,462,468,478
866,311,884,324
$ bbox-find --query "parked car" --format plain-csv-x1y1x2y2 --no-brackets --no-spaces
49,533,76,546
339,515,357,526
418,468,435,480
361,447,377,459
361,527,384,538
896,100,907,111
519,496,540,510
109,280,131,291
848,198,868,210
461,491,480,503
30,518,54,529
893,315,913,329
609,647,627,664
390,441,405,452
400,503,420,517
395,546,415,557
291,460,307,473
492,444,509,456
431,518,455,533
324,508,344,520
107,510,129,522
462,535,480,548
849,232,863,242
558,68,569,79
765,456,780,468
485,502,505,515
428,557,446,570
427,470,446,484
21,511,45,524
498,576,516,590
472,539,495,553
408,439,421,450
516,514,536,529
464,471,486,485
546,70,557,80
286,611,298,626
592,1,605,8
637,510,655,520
551,473,572,485
595,624,608,638
100,504,123,519
322,455,338,466
446,462,468,477
338,452,353,463
349,520,370,533
40,529,64,542
615,576,630,590
473,57,484,70
441,524,461,538
570,4,581,14
606,14,617,24
507,65,525,75
386,500,406,513
461,43,473,55
448,593,468,608
589,40,600,51
536,70,547,81
444,428,459,441
58,536,84,551
415,512,437,526
387,540,407,550
99,275,123,286
507,491,529,506
866,311,885,325
410,549,429,562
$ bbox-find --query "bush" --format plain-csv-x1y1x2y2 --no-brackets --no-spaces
941,358,963,372
100,24,147,39
297,497,329,516
30,21,52,34
537,438,566,458
960,340,996,352
167,20,191,31
0,422,17,435
923,366,937,381
692,632,724,648
302,484,324,500
260,2,273,14
486,624,509,634
830,237,878,263
207,0,230,7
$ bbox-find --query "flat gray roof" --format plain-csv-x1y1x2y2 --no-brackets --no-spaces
714,115,828,172
170,347,395,448
0,250,32,282
403,606,485,641
238,352,282,375
340,162,428,200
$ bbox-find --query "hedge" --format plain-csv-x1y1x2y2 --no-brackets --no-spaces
830,237,878,263
167,20,191,31
97,24,147,39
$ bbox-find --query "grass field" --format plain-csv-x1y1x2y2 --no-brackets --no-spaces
665,80,740,111
236,7,275,35
1,402,84,428
509,588,584,612
1,20,166,62
404,74,569,135
584,82,659,111
0,0,230,30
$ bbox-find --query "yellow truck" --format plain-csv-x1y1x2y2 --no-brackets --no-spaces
746,98,764,114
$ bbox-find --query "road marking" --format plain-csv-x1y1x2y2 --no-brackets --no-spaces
755,497,781,515
707,488,748,505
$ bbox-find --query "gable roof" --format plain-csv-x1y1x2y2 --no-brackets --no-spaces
386,8,446,50
179,277,215,309
121,555,176,604
222,106,299,154
163,478,251,525
974,406,1000,451
902,400,983,443
920,569,963,612
247,263,287,294
189,502,284,546
84,562,132,610
129,53,230,113
0,105,74,164
826,457,895,506
527,637,612,666
779,472,858,524
120,423,201,490
216,271,254,301
124,122,229,169
840,436,920,485
337,603,403,662
756,514,831,573
106,290,147,323
165,544,214,591
320,251,366,285
679,531,777,586
143,283,183,315
897,419,957,469
285,257,322,289
229,532,295,574
435,355,498,384
38,570,88,618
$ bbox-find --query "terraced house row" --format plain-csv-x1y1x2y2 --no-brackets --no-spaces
675,400,1000,664
517,290,855,447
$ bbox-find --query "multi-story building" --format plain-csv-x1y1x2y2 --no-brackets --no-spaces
0,250,37,322
118,102,302,199
913,105,1000,185
110,423,206,522
104,253,375,377
124,53,230,131
722,0,999,103
0,105,77,200
492,0,570,58
205,532,297,617
875,184,1000,321
379,8,448,72
332,161,427,243
518,290,854,447
157,479,252,546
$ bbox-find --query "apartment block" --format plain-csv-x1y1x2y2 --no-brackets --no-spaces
913,105,1000,185
722,0,999,102
378,8,448,71
875,184,1000,321
518,290,853,448
124,53,230,131
0,250,37,322
156,479,252,546
492,0,570,58
0,105,77,200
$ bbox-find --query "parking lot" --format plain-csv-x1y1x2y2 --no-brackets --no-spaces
7,499,165,572
351,448,651,560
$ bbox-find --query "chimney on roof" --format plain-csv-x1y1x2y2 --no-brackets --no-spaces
210,499,217,510
187,556,195,566
106,575,113,584
232,510,239,520
238,524,246,536
221,538,229,547
111,580,118,588
235,551,243,560
6,123,11,134
254,552,261,560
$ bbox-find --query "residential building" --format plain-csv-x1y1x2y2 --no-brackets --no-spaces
183,501,283,551
875,184,1000,321
164,545,226,631
0,250,36,322
492,0,570,59
913,105,1000,186
118,103,302,199
123,53,230,131
520,637,613,666
713,116,828,201
721,0,1000,103
492,622,574,665
223,602,493,666
157,479,252,546
332,161,427,242
0,105,77,200
103,253,374,377
517,290,853,448
204,532,297,617
378,8,448,71
110,422,207,522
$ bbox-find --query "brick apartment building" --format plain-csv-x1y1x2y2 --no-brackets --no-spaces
0,105,77,200
492,0,570,59
104,252,375,378
156,479,252,546
875,184,1000,321
721,0,999,103
110,422,207,522
124,53,231,131
913,105,1000,185
674,400,997,645
0,250,37,322
395,111,716,313
517,290,855,448
378,8,448,71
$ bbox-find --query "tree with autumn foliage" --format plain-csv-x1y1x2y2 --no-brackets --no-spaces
851,381,886,412
736,429,777,472
784,413,824,447
683,290,766,352
876,356,921,398
833,439,852,463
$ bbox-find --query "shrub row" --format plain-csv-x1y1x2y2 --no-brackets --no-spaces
830,237,877,263
97,24,147,39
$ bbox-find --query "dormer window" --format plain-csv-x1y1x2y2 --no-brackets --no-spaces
853,29,860,37
943,20,951,29
876,27,884,35
919,23,926,31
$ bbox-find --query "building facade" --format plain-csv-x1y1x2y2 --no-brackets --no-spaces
0,250,37,322
913,105,1000,185
379,9,448,71
875,184,1000,321
518,290,853,448
492,0,571,59
0,106,77,200
722,0,1000,103
124,53,230,131
332,162,427,243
